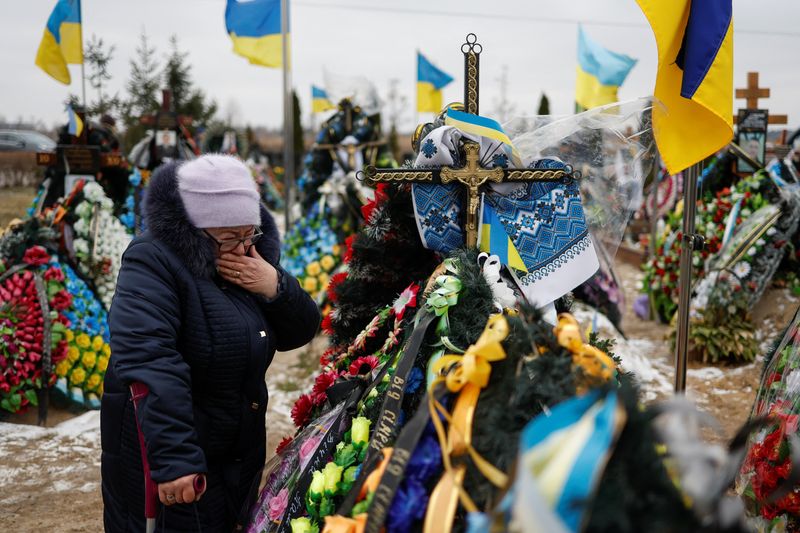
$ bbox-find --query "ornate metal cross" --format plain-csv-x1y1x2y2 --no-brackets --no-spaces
363,34,572,247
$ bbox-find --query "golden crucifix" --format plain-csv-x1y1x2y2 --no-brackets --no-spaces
363,34,572,247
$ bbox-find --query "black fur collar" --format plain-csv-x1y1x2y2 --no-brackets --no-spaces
144,161,280,279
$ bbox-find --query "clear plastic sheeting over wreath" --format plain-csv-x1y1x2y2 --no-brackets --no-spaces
503,97,657,262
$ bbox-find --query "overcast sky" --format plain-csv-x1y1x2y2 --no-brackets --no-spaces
3,0,799,133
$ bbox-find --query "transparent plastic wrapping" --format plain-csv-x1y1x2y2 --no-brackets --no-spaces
504,97,657,261
736,306,800,528
247,403,346,533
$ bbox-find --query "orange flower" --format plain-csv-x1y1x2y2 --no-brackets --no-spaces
322,513,367,533
361,447,392,499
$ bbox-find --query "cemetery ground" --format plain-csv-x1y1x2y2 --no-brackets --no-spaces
0,186,794,529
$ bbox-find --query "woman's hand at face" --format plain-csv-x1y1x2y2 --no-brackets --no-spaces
216,246,279,299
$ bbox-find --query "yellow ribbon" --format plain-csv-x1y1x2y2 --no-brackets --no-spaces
554,313,617,382
426,314,511,519
431,313,509,392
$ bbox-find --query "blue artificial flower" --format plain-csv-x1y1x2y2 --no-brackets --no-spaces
386,477,428,533
405,367,424,395
129,170,142,187
406,433,442,483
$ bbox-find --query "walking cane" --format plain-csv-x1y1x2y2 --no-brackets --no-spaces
130,382,206,533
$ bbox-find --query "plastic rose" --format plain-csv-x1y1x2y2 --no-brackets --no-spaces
322,462,344,494
351,416,371,446
267,487,289,521
309,470,325,502
289,517,317,533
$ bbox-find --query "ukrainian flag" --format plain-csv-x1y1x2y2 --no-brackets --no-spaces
225,0,285,68
312,85,334,113
575,26,636,111
517,389,626,531
35,0,82,85
480,201,527,272
636,0,734,174
417,52,453,113
445,108,522,167
67,105,83,137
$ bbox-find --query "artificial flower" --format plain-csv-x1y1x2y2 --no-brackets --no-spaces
309,470,325,502
22,246,50,266
67,346,80,363
386,477,428,532
65,330,74,342
311,371,338,405
81,351,97,370
392,283,419,321
86,373,102,391
289,517,318,533
275,435,293,455
351,417,371,446
91,335,104,351
267,487,289,521
348,356,379,376
76,333,91,349
306,262,322,276
102,343,111,357
304,277,319,293
55,359,70,378
320,255,336,272
322,462,344,494
70,367,86,386
291,394,314,427
96,355,109,372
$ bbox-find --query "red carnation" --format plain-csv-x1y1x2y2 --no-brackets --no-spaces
343,235,356,264
275,436,293,455
43,266,64,282
311,371,338,405
50,290,72,311
349,355,379,376
321,313,334,335
22,246,50,267
291,394,314,427
327,272,347,303
360,183,390,223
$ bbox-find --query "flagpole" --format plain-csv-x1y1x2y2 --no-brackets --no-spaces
78,0,86,107
281,0,293,231
673,161,703,392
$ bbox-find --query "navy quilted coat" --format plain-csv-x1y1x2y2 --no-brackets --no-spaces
100,162,320,532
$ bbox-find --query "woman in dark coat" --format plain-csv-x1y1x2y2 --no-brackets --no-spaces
100,154,320,532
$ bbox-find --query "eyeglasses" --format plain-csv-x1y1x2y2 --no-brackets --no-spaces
204,226,263,253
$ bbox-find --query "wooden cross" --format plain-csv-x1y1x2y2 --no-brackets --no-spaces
735,72,788,125
363,34,573,247
312,98,387,171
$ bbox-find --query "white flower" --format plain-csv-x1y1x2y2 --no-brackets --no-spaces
741,208,752,217
732,261,751,279
756,238,766,247
727,305,737,314
747,247,757,256
786,370,800,396
767,227,777,236
73,238,89,255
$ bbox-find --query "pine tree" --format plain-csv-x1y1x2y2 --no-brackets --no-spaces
121,29,161,148
84,34,120,118
162,35,217,128
537,92,550,115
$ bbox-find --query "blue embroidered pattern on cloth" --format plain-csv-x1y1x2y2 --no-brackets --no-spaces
412,183,465,253
484,160,592,283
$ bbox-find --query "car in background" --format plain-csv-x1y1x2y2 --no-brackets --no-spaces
0,129,56,152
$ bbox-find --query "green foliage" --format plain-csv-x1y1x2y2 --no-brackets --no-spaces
162,35,217,128
120,29,161,148
84,34,121,118
537,92,550,115
680,314,758,364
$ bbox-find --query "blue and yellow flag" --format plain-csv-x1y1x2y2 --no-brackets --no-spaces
67,105,83,137
35,0,82,85
517,389,626,531
575,26,636,111
312,85,334,113
417,52,453,113
635,0,734,174
225,0,285,68
445,108,522,167
480,202,527,273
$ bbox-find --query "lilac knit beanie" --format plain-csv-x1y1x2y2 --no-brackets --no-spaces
177,154,260,229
